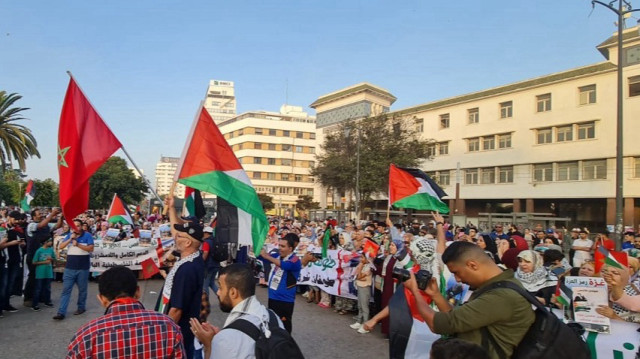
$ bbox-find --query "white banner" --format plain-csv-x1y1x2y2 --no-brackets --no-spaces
581,315,640,358
90,239,160,272
297,249,360,300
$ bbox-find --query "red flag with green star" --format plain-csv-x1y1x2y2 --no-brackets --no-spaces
58,77,122,229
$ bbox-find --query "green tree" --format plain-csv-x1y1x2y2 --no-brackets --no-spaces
89,156,148,209
257,193,275,211
295,195,320,216
312,114,434,214
31,178,60,207
0,170,23,205
0,91,40,172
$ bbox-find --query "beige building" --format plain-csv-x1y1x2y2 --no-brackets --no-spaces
204,79,237,124
155,156,186,199
310,28,640,230
219,105,317,215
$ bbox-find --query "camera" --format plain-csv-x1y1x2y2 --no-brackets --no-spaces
392,268,432,291
312,253,323,259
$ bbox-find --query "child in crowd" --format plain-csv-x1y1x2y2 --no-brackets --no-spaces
351,251,373,333
32,237,56,311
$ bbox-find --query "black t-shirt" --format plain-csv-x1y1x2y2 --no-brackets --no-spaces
5,226,25,265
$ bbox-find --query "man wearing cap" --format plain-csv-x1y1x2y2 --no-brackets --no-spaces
163,195,205,359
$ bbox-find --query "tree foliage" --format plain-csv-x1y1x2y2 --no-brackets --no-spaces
295,195,320,211
31,179,60,207
89,156,148,209
0,170,22,205
312,115,434,209
257,193,275,211
0,91,40,172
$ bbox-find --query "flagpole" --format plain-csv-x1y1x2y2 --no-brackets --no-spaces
65,71,163,207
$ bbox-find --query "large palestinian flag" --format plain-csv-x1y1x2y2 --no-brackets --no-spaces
389,164,449,213
106,194,134,225
174,106,268,254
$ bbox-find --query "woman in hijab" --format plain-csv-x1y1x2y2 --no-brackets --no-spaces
515,250,558,305
500,235,529,271
474,234,498,263
371,239,403,336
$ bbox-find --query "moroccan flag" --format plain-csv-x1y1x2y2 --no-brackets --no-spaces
20,180,35,212
58,77,122,229
363,238,380,259
182,186,205,219
140,257,159,279
321,227,332,258
389,164,449,214
106,194,134,225
595,246,627,272
174,106,268,254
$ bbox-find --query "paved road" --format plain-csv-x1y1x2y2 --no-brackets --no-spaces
0,279,388,358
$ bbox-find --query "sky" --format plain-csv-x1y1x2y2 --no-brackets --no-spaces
0,0,630,185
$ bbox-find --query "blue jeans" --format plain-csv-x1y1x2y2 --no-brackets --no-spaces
57,268,89,316
33,278,52,307
0,263,21,309
203,267,219,297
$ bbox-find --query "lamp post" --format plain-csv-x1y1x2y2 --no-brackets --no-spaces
592,0,640,250
345,126,361,222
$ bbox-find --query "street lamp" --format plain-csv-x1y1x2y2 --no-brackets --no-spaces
592,0,640,250
344,126,361,222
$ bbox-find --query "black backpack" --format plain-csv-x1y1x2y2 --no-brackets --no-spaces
475,280,591,359
225,310,304,359
206,237,228,263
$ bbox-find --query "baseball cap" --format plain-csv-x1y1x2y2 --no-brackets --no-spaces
180,215,199,223
545,228,555,234
173,222,204,241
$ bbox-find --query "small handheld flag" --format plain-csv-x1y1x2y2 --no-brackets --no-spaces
106,194,134,225
595,246,627,272
20,180,35,212
389,164,449,213
140,258,159,279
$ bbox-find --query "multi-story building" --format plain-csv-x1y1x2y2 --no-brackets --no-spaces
219,105,317,215
310,27,640,230
155,156,185,199
204,79,237,124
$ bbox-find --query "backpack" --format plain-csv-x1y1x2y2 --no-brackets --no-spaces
206,237,229,263
225,309,305,359
475,280,591,359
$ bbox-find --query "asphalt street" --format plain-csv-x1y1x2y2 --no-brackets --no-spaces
0,279,388,358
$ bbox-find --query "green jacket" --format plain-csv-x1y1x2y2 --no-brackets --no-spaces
433,269,535,359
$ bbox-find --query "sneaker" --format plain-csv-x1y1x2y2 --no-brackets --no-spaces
357,327,370,334
53,314,65,320
350,322,362,330
32,306,41,312
5,305,18,313
44,302,54,307
74,309,86,315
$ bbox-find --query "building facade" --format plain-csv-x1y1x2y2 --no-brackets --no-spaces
204,79,237,124
310,28,640,230
218,105,317,215
155,156,186,199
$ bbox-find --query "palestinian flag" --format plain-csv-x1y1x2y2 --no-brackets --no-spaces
395,248,415,269
555,280,573,307
595,246,627,272
20,180,35,212
182,186,205,219
174,106,268,254
389,283,439,358
362,238,380,259
321,226,332,258
106,194,134,225
389,164,449,214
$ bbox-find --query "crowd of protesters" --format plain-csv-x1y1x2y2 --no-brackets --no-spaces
2,203,640,358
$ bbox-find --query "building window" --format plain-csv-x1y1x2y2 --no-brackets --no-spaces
536,93,552,112
481,168,495,184
415,118,424,132
465,169,478,184
500,101,513,119
577,122,595,140
281,174,289,181
468,108,479,124
483,136,495,150
283,130,290,137
295,175,303,182
267,158,276,165
439,114,450,129
438,171,450,186
533,163,553,182
438,142,449,155
268,143,276,150
310,133,316,140
557,161,579,181
253,157,262,164
583,160,606,180
634,157,640,178
498,166,514,183
310,148,315,154
238,144,243,150
281,159,292,166
427,144,436,157
253,172,262,179
629,76,640,97
556,126,573,142
267,173,276,180
537,128,552,144
296,131,303,138
468,138,480,152
282,144,291,151
238,129,244,136
255,128,263,135
254,142,262,149
498,133,512,149
579,85,596,105
295,146,303,153
269,129,277,136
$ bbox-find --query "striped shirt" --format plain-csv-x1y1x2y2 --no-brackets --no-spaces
67,299,184,359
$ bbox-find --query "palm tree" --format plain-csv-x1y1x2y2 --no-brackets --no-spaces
0,91,40,172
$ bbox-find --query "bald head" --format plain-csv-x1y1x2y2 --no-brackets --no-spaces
442,241,493,265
